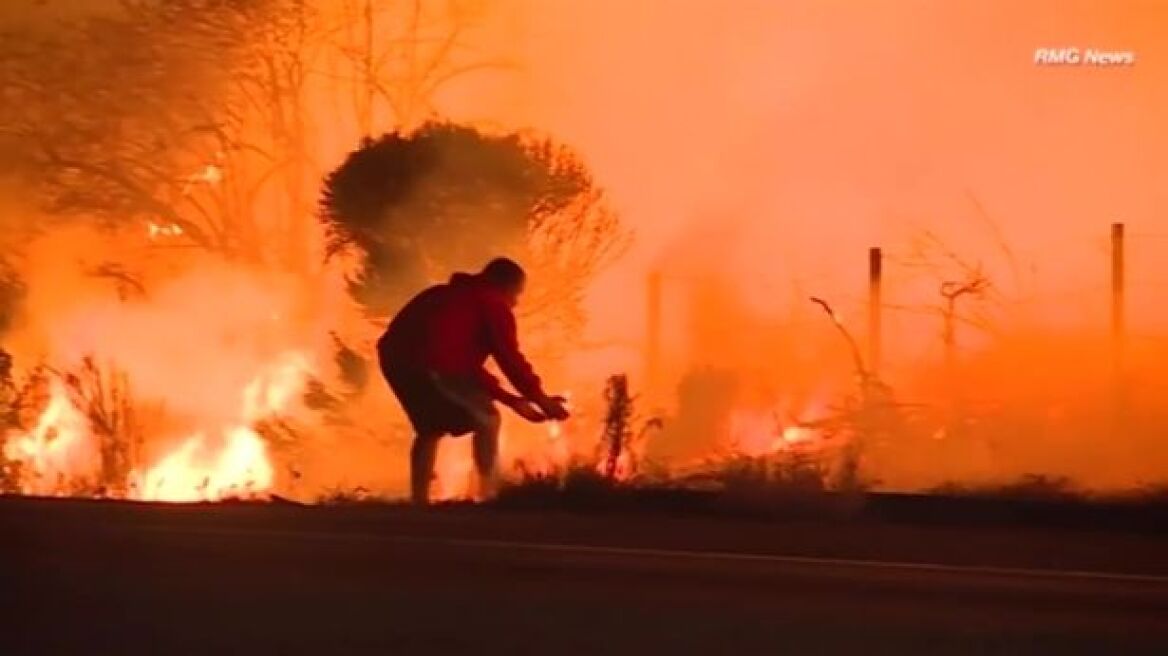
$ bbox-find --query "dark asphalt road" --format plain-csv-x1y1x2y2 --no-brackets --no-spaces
4,498,1168,655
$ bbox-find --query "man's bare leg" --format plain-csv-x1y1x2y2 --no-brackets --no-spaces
410,433,441,505
472,409,502,501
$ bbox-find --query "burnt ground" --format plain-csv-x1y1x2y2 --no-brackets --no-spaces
3,495,1168,655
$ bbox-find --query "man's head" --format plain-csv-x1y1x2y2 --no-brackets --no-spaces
479,257,526,307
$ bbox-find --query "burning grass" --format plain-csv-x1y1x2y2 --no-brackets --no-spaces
0,215,342,499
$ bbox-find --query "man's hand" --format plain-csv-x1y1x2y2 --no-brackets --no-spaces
536,395,570,422
506,397,548,423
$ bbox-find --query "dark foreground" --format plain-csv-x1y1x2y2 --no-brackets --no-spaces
4,497,1168,655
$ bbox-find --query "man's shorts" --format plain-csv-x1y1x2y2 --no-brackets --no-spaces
381,364,496,437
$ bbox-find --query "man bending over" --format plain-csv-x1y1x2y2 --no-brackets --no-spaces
377,257,570,504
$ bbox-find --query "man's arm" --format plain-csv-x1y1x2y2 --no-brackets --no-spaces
474,366,522,405
482,298,545,401
482,295,569,421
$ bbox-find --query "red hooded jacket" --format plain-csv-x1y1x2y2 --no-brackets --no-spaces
377,272,544,401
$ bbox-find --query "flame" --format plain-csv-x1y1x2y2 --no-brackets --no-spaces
3,351,310,502
135,428,273,502
3,379,97,495
544,391,573,469
134,351,309,502
178,162,224,196
432,439,477,502
781,425,811,444
729,404,823,457
146,222,184,239
542,420,571,472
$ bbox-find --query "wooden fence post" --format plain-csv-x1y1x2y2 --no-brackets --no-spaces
868,247,883,375
1111,222,1126,420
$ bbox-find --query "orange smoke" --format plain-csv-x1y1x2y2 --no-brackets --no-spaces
1,224,321,501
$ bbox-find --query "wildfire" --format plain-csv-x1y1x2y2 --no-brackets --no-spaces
3,351,310,502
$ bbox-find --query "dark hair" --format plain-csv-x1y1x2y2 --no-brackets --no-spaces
480,257,526,287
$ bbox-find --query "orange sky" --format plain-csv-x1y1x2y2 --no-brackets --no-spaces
436,0,1168,376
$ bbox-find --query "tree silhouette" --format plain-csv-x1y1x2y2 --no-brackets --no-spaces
320,121,627,349
327,0,510,135
0,0,519,268
0,259,21,334
0,1,296,253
